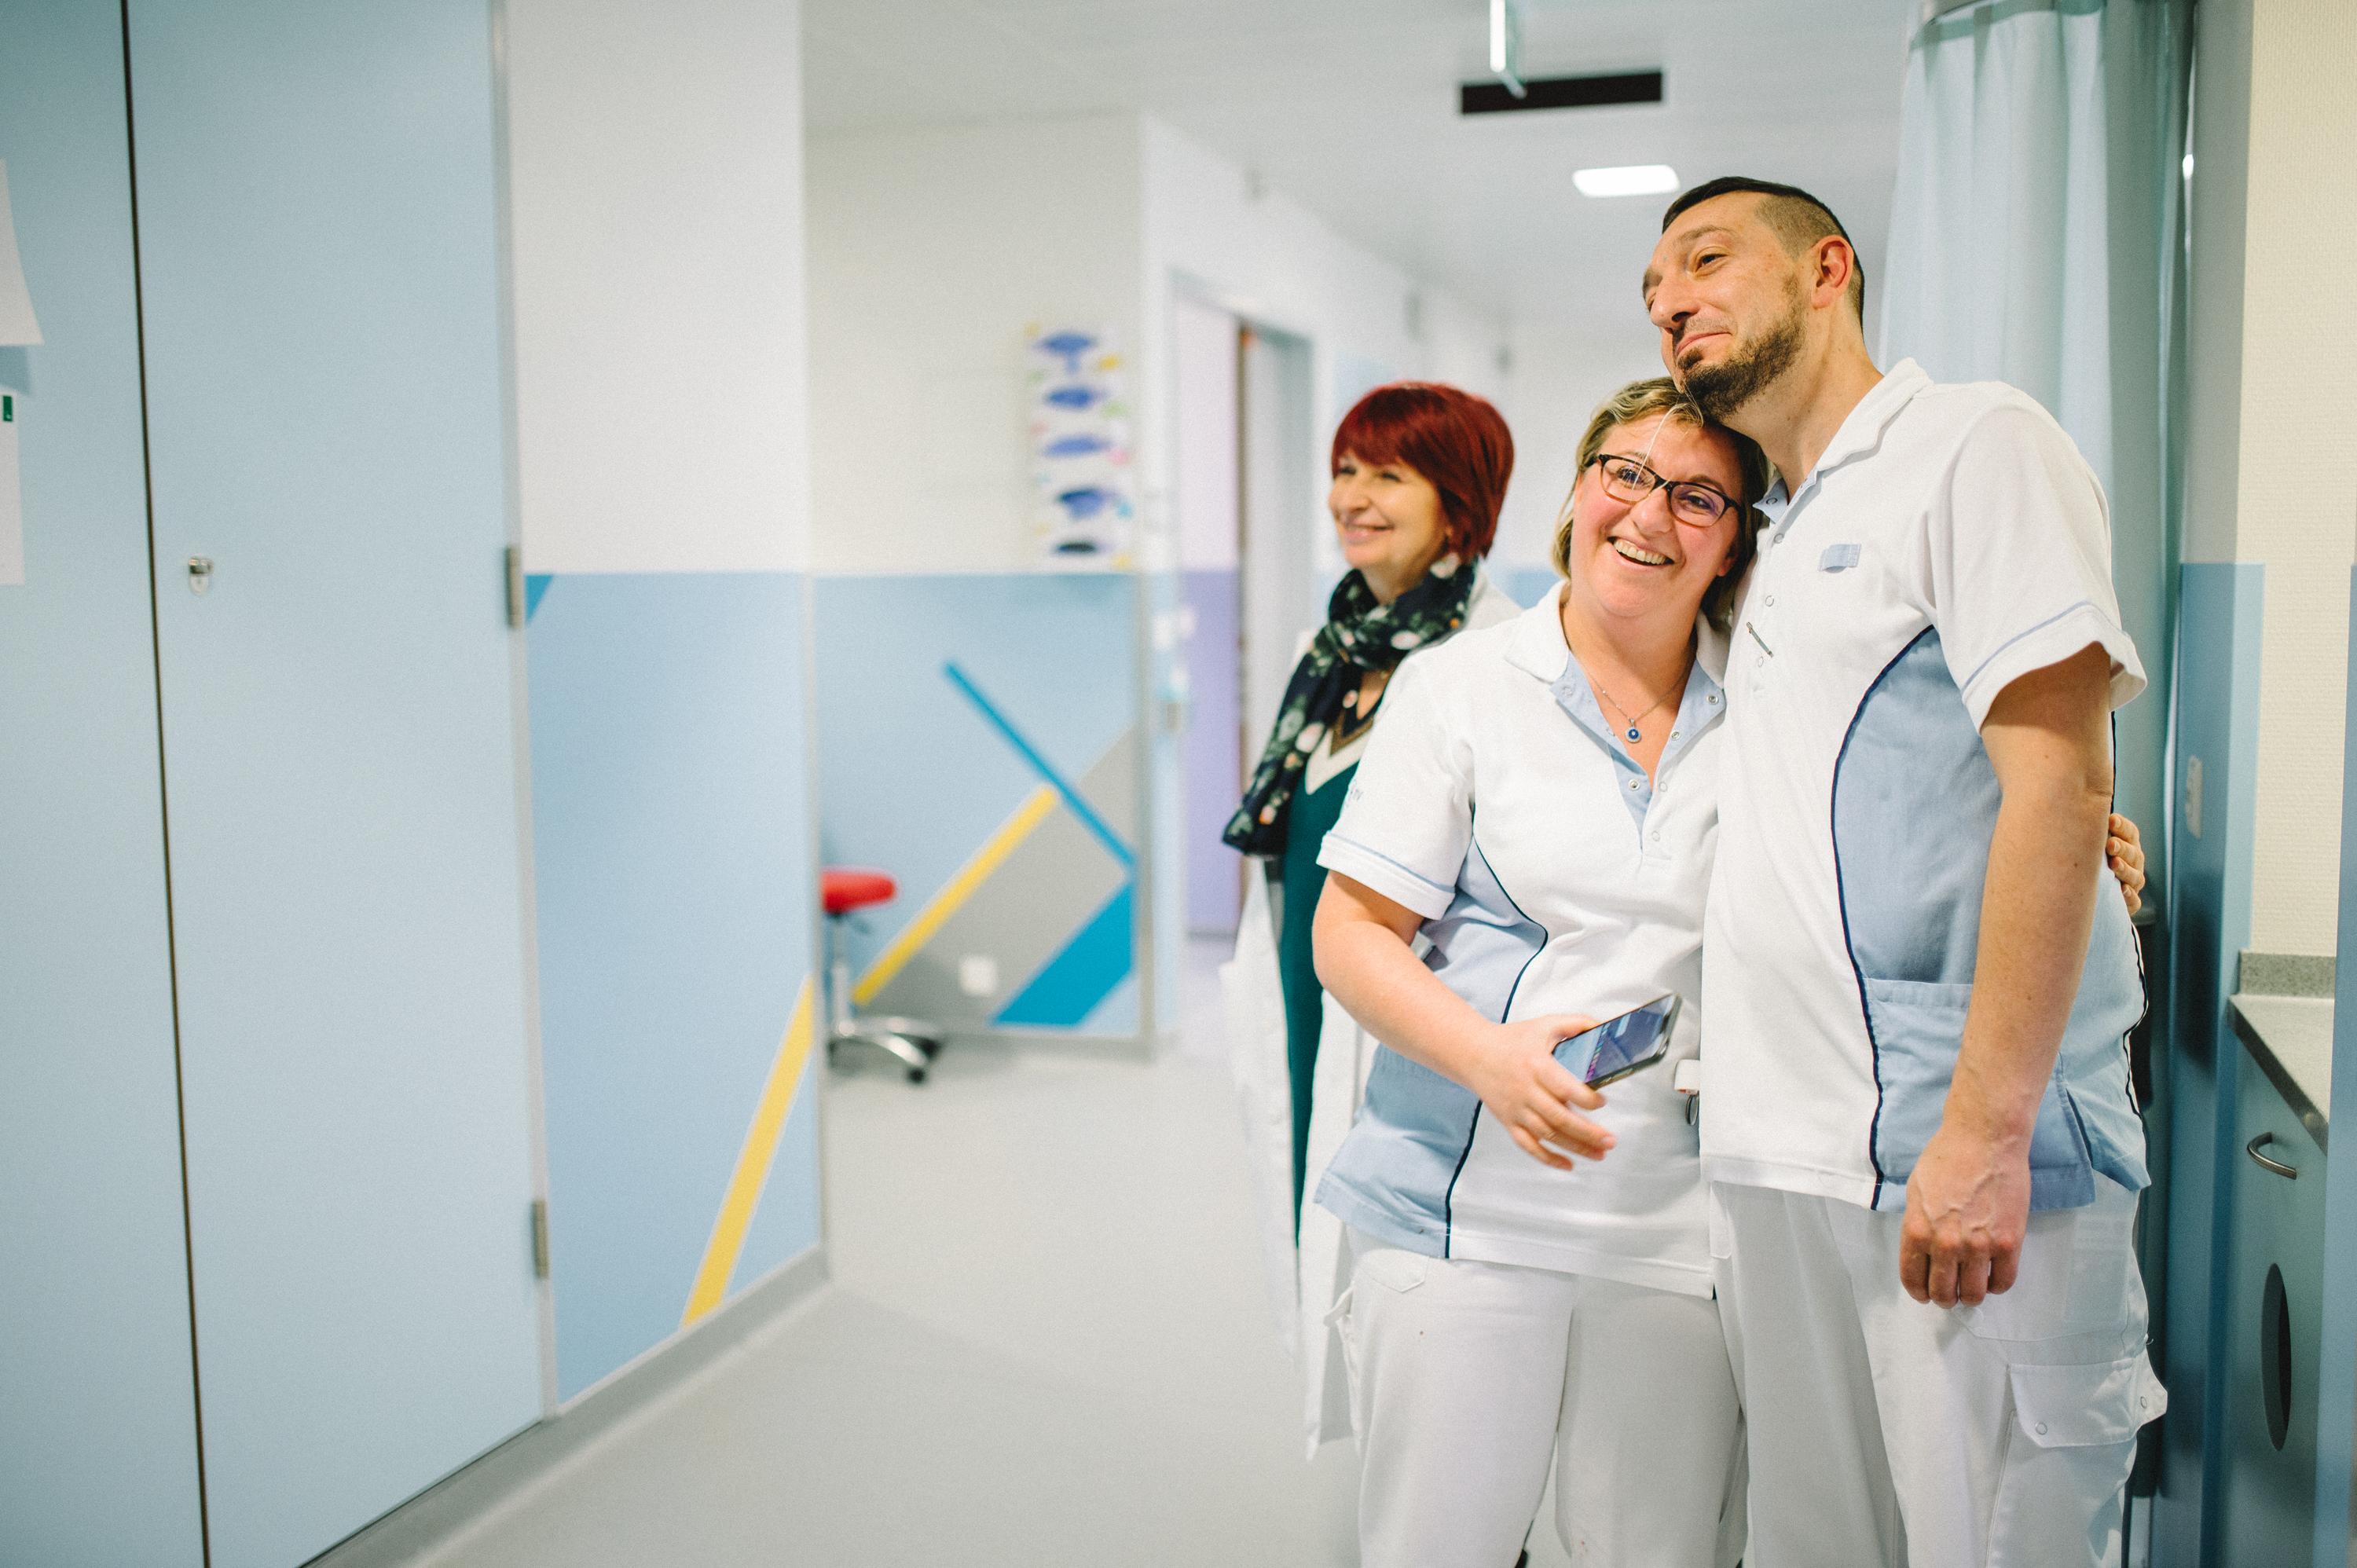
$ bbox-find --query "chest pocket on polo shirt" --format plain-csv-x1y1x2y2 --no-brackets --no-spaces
1820,543,1862,572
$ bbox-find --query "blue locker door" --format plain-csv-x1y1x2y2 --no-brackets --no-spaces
0,3,204,1562
2220,1050,2326,1565
124,5,544,1563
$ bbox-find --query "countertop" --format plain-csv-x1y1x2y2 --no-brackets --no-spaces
2230,993,2333,1152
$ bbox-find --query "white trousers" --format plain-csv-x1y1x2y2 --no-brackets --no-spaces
1710,1178,2165,1568
1338,1229,1745,1568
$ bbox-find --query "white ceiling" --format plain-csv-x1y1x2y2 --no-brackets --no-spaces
801,0,1917,339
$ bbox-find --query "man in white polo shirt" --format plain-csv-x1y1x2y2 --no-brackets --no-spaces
1642,177,2164,1567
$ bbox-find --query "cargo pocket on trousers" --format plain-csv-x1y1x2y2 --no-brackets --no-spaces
2011,1352,2165,1447
1988,1354,2165,1564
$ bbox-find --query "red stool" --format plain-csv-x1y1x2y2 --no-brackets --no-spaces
822,867,943,1083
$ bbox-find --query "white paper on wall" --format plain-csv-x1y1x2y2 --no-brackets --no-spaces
0,395,21,585
0,163,42,346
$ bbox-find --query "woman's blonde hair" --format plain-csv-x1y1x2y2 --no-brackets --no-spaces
1549,377,1772,628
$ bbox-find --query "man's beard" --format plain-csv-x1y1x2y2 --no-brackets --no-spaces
1682,280,1805,421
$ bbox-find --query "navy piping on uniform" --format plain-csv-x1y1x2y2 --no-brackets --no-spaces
1831,627,1938,1211
1441,817,1547,1259
1479,832,1547,1023
1439,1105,1482,1262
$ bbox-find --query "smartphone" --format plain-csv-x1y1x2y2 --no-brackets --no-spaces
1556,994,1684,1088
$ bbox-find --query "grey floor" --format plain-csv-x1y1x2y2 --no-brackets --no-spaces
418,939,1582,1566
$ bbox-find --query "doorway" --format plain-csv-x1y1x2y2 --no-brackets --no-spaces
1173,298,1316,940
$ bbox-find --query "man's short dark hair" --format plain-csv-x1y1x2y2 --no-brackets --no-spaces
1662,176,1864,325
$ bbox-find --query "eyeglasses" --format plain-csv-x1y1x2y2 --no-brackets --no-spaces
1587,453,1738,527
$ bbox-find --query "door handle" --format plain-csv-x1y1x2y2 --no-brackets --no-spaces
187,556,214,595
2248,1132,2299,1179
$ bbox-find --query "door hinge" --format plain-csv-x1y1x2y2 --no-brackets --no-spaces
504,546,525,628
530,1198,551,1279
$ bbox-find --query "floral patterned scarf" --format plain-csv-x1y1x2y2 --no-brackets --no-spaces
1222,555,1479,857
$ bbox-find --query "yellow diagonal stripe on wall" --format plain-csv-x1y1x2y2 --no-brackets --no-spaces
851,785,1059,1006
683,977,816,1327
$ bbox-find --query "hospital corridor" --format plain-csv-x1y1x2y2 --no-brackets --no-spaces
4,2,2355,1567
401,946,1380,1567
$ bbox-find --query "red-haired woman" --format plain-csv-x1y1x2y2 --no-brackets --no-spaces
1222,381,1519,1442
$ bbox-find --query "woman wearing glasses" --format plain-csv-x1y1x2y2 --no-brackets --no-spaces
1307,378,2144,1566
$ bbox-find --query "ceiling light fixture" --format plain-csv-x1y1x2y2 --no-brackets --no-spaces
1488,0,1527,99
1460,71,1664,116
1574,164,1681,198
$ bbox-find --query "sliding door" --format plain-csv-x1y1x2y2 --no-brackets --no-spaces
0,3,203,1560
127,3,543,1561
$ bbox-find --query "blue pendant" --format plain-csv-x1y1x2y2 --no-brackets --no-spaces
1626,726,1641,742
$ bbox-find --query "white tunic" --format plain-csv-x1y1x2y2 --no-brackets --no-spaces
1313,584,1728,1299
1700,360,2149,1214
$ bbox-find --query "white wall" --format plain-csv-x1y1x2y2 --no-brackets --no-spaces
1135,116,1663,597
504,0,809,574
1138,117,1507,599
1171,295,1238,573
1490,320,1666,577
2183,0,2357,955
805,113,1143,576
804,110,1523,590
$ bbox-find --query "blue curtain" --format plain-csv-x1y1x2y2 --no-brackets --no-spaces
1880,0,2194,886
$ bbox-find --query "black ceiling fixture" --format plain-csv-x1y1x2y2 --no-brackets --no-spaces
1459,71,1663,115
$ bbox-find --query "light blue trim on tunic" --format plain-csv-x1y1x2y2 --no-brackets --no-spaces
1831,628,2147,1212
1314,830,1544,1256
1546,648,1725,834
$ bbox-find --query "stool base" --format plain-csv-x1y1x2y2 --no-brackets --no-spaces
823,907,943,1084
827,1020,944,1084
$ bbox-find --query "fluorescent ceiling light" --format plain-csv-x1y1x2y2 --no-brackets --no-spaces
1574,164,1681,198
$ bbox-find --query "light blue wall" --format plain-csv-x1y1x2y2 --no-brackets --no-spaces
0,5,205,1563
815,573,1139,1028
1331,351,1396,418
1497,566,1556,611
528,572,820,1401
1179,568,1243,932
2154,562,2265,1567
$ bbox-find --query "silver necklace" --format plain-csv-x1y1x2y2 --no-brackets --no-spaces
1591,653,1691,744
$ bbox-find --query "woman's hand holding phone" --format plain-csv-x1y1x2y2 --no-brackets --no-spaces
1468,1015,1617,1171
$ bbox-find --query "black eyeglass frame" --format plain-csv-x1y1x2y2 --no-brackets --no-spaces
1586,452,1739,526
